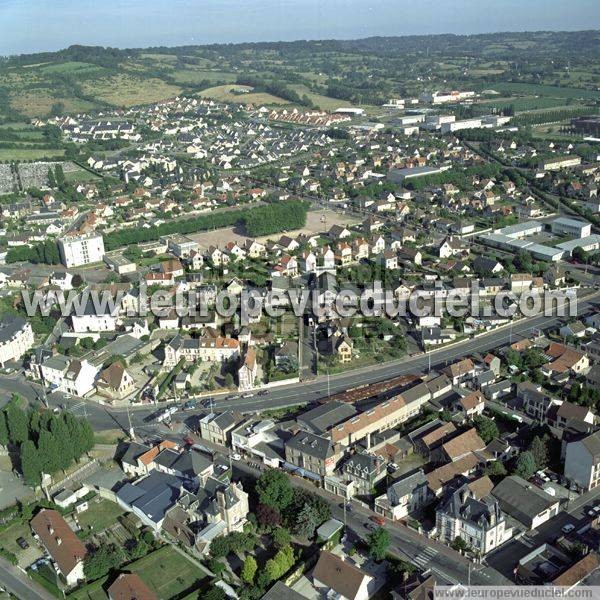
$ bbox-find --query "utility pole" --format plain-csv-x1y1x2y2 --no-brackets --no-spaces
127,404,134,440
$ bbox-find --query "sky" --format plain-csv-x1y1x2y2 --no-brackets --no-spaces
1,0,599,56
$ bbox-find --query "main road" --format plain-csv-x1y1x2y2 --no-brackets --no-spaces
3,290,597,435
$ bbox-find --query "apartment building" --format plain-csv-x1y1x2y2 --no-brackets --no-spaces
0,315,34,367
564,430,600,491
58,233,105,267
285,431,342,478
164,334,240,367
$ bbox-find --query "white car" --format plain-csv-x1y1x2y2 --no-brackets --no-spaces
232,453,241,461
562,524,575,534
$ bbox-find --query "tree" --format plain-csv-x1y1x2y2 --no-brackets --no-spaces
367,527,390,562
272,527,291,549
256,503,281,528
203,587,226,600
265,544,294,582
255,469,293,512
20,440,42,487
514,451,537,479
473,416,500,444
241,555,257,584
209,536,231,558
84,544,125,581
209,558,226,577
451,537,470,552
37,429,61,475
0,412,8,447
484,461,507,478
530,436,549,469
5,400,29,445
294,503,321,539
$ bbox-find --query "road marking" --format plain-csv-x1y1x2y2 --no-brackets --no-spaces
413,547,438,568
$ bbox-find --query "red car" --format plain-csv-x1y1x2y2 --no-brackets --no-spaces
183,436,195,446
370,515,386,526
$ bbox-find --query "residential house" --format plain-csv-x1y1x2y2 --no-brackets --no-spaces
199,412,241,447
96,362,135,400
313,551,373,600
108,573,157,600
31,509,87,587
436,484,509,555
374,469,431,520
238,348,258,391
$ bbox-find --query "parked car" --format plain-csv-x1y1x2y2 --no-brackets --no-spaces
182,399,197,411
241,392,254,398
232,453,241,461
16,537,29,549
258,390,270,396
370,515,386,526
562,523,575,534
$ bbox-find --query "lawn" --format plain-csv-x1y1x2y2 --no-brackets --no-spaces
0,519,36,556
64,167,102,183
129,545,208,598
76,499,125,534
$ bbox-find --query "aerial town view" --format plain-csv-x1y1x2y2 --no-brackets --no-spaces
0,1,599,598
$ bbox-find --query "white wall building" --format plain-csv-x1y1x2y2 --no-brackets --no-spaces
58,233,105,268
0,316,34,367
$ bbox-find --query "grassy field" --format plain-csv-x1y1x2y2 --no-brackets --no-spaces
129,546,207,598
0,148,65,161
482,82,600,100
80,74,181,107
76,499,126,533
64,167,102,183
480,95,573,111
289,84,346,111
170,68,237,85
198,84,289,105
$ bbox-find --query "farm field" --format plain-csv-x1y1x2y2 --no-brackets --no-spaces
198,84,289,105
80,74,181,107
483,81,600,100
170,68,237,85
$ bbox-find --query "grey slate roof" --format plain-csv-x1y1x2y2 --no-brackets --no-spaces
491,476,557,527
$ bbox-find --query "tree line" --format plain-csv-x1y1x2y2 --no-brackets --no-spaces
0,396,95,487
6,201,309,262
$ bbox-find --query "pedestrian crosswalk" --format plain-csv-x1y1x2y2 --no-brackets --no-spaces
413,547,438,568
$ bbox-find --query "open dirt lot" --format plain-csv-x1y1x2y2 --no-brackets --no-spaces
188,208,360,249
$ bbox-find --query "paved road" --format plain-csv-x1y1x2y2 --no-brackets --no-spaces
0,558,55,600
4,291,598,436
230,459,510,585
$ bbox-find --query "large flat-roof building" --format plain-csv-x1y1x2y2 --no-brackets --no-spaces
551,217,592,239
